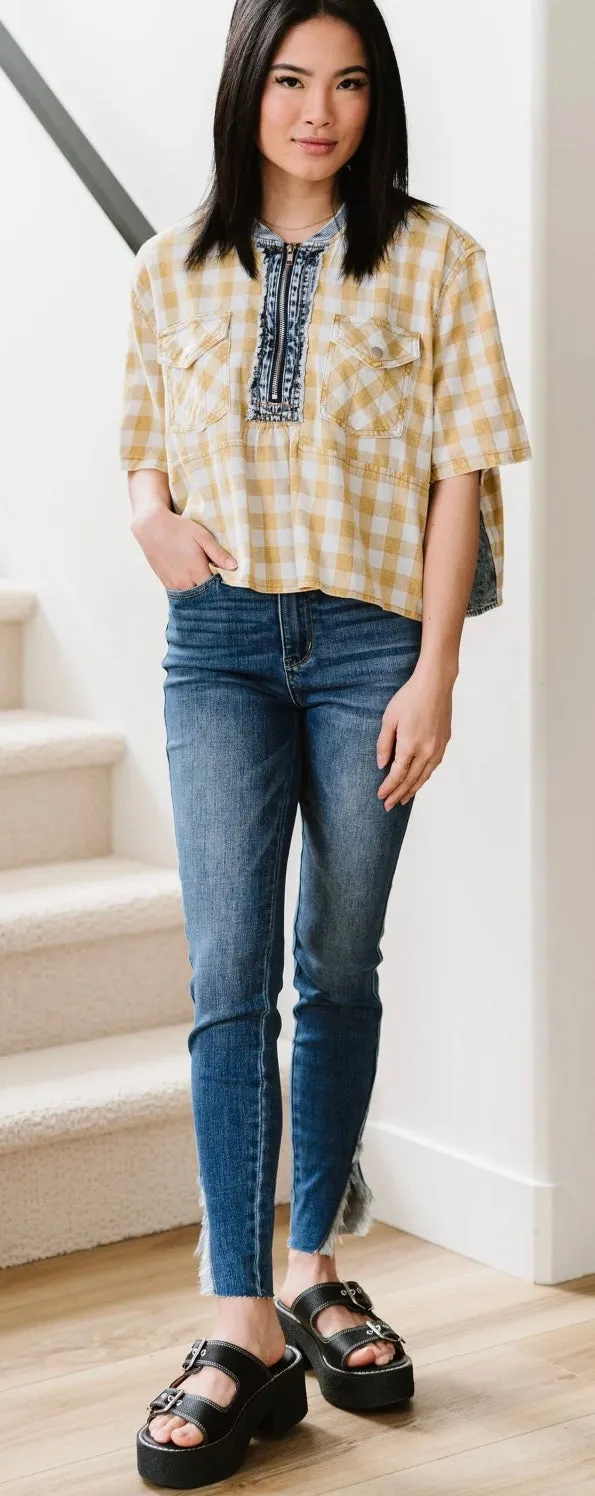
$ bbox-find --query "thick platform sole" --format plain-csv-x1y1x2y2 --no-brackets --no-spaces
136,1345,307,1489
275,1300,415,1412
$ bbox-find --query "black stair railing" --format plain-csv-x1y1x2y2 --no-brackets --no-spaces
0,20,154,252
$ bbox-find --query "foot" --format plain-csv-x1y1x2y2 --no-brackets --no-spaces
148,1299,287,1447
278,1251,396,1369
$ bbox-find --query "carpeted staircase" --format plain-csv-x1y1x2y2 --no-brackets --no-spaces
0,580,291,1268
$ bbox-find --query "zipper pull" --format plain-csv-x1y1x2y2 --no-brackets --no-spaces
286,242,297,264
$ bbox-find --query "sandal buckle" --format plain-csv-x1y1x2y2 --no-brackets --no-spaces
365,1317,406,1348
343,1279,374,1313
366,1318,387,1336
147,1387,185,1415
182,1336,208,1371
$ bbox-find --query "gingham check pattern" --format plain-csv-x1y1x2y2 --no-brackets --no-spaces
119,206,531,620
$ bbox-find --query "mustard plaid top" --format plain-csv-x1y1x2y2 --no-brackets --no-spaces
119,201,531,620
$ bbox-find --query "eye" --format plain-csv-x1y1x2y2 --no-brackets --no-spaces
273,75,367,90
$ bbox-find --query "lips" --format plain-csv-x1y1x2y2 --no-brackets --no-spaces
294,139,337,154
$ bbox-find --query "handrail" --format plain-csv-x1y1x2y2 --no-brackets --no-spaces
0,20,155,252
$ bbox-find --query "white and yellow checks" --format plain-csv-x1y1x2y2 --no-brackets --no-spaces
119,203,531,620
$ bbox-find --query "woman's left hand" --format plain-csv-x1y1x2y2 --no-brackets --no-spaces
375,663,455,809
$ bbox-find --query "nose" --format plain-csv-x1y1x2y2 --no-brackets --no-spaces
301,86,334,129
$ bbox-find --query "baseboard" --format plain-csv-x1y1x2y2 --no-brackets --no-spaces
363,1120,595,1285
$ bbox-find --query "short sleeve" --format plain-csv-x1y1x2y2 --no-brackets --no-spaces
430,246,532,483
118,255,169,472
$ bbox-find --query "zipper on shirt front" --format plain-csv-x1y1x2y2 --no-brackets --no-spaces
268,242,299,404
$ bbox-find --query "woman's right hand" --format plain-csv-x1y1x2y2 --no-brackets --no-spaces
131,507,238,591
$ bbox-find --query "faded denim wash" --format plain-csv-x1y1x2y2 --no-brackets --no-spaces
162,575,423,1296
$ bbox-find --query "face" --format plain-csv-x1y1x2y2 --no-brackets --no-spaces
257,16,370,187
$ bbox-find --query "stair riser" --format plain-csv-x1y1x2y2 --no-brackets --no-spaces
0,623,23,708
0,766,112,869
0,1109,292,1268
0,931,193,1055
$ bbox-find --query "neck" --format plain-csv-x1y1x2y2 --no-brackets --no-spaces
258,167,342,233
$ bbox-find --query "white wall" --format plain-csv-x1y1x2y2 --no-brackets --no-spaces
1,0,590,1282
536,0,595,1277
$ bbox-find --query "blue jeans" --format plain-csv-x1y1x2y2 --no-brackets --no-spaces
162,576,423,1297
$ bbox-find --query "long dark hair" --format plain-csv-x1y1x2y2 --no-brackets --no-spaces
183,0,435,283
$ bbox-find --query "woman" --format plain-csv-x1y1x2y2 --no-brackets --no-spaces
120,0,531,1485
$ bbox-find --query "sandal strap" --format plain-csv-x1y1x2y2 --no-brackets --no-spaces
282,1279,407,1373
150,1389,234,1442
146,1334,274,1440
287,1277,375,1327
191,1338,273,1394
326,1322,406,1369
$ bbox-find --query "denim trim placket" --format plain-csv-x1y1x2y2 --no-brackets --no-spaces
248,204,347,425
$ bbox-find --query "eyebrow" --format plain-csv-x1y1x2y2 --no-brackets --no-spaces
270,63,369,77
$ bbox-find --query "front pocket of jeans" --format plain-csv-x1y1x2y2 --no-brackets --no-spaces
157,313,231,434
165,572,221,600
320,316,420,437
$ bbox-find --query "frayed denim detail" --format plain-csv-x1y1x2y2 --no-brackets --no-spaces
193,1163,215,1294
316,1139,375,1256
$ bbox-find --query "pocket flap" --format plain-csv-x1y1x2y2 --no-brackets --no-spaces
333,316,420,369
157,313,231,368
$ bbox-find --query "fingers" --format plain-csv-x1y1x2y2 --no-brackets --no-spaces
195,525,238,571
378,750,422,809
377,743,416,797
384,763,433,809
376,721,396,768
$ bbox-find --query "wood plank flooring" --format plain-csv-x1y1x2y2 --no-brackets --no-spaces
1,1205,594,1493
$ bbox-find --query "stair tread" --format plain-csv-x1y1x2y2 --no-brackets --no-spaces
0,580,38,620
0,708,125,770
0,855,183,949
0,1026,292,1149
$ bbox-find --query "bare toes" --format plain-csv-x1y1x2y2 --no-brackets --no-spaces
170,1423,203,1445
347,1344,376,1366
148,1415,168,1440
149,1414,183,1442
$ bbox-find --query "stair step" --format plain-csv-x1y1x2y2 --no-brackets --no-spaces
0,1028,292,1267
0,855,193,1054
0,579,39,621
0,707,126,774
0,582,38,709
0,1023,192,1153
0,709,126,869
0,854,184,952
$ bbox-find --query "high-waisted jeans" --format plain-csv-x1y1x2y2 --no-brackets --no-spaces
161,574,423,1297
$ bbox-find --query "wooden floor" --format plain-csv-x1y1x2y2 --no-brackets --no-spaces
2,1204,595,1493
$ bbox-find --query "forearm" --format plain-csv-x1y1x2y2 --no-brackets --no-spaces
127,467,174,533
416,469,481,684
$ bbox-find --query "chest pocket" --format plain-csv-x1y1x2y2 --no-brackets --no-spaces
157,313,231,433
320,316,420,437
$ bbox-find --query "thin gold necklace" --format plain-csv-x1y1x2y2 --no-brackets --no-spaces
260,209,339,232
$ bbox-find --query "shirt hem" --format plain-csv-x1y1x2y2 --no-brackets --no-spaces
120,458,170,472
430,444,532,482
216,572,423,621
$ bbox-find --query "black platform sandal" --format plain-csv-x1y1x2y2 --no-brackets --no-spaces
137,1335,308,1489
274,1278,414,1411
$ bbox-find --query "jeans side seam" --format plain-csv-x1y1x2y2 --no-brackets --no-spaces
255,731,299,1294
288,826,308,1240
314,986,382,1256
